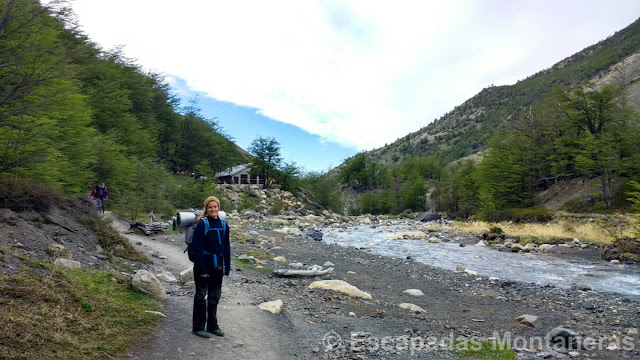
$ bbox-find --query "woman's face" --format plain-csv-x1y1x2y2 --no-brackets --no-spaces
206,201,219,218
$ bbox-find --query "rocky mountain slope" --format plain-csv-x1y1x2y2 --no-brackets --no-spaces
366,18,640,167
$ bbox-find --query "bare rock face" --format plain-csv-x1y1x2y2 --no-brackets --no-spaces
132,270,167,301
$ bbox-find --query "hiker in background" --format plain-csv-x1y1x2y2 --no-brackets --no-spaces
91,185,102,212
189,196,230,338
100,183,108,212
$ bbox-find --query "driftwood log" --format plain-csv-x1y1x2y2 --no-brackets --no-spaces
134,221,169,235
272,267,334,277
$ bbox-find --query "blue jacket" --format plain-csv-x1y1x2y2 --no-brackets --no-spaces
190,217,230,276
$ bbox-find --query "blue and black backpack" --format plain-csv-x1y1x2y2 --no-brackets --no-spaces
184,218,226,264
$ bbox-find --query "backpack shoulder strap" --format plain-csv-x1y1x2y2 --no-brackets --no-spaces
203,217,211,234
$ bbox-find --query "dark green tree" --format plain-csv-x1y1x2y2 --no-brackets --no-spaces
248,136,281,188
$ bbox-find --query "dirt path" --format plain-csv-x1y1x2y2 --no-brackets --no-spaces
111,219,303,360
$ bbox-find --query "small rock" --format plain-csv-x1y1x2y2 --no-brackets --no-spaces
273,256,287,263
606,343,618,351
399,303,427,313
515,314,542,329
627,328,638,336
568,351,580,357
96,254,110,260
156,271,178,283
132,270,167,301
475,240,487,247
144,310,167,317
323,261,335,267
403,289,425,297
463,269,478,276
427,237,442,243
348,312,355,317
54,258,82,269
511,244,524,252
575,283,592,291
539,244,555,252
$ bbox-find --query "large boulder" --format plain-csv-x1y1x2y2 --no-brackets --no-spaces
132,270,167,301
511,244,525,252
308,280,372,300
416,213,442,222
258,299,284,314
180,266,194,283
547,327,579,349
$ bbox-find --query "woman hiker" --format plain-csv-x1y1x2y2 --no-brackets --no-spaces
90,185,102,212
189,196,230,338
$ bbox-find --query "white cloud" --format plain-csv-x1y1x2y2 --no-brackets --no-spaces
67,0,640,150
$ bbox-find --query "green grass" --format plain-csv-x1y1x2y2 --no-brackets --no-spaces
235,259,273,275
453,340,516,360
231,230,249,243
0,260,163,359
245,249,275,259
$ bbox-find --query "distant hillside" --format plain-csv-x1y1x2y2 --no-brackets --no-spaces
367,17,640,166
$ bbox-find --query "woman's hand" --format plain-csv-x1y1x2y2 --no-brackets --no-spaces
200,274,209,278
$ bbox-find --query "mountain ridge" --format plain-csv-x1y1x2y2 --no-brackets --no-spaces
364,17,640,167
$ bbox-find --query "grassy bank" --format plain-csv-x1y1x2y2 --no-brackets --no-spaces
0,254,163,359
452,216,635,244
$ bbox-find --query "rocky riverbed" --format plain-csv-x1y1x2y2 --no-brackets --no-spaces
120,210,640,360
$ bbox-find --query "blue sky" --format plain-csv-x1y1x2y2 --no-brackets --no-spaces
65,0,640,172
169,77,357,173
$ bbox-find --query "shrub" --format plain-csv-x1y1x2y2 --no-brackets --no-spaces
238,193,256,212
489,226,503,234
0,177,66,212
504,206,553,223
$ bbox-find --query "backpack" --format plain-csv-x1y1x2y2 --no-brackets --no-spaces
185,217,227,262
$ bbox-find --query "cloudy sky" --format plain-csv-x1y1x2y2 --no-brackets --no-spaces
67,0,640,171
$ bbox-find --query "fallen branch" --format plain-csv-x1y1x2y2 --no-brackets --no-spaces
133,221,168,235
272,267,334,277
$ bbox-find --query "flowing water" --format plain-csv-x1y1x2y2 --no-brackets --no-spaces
323,225,640,300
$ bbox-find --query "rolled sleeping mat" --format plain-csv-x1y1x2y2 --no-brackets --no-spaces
176,211,198,228
175,210,227,230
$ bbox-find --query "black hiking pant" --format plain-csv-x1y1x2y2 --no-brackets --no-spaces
193,261,224,332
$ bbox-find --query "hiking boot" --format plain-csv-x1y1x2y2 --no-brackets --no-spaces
192,330,211,338
207,328,224,337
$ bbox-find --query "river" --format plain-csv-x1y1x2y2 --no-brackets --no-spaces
322,224,640,300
